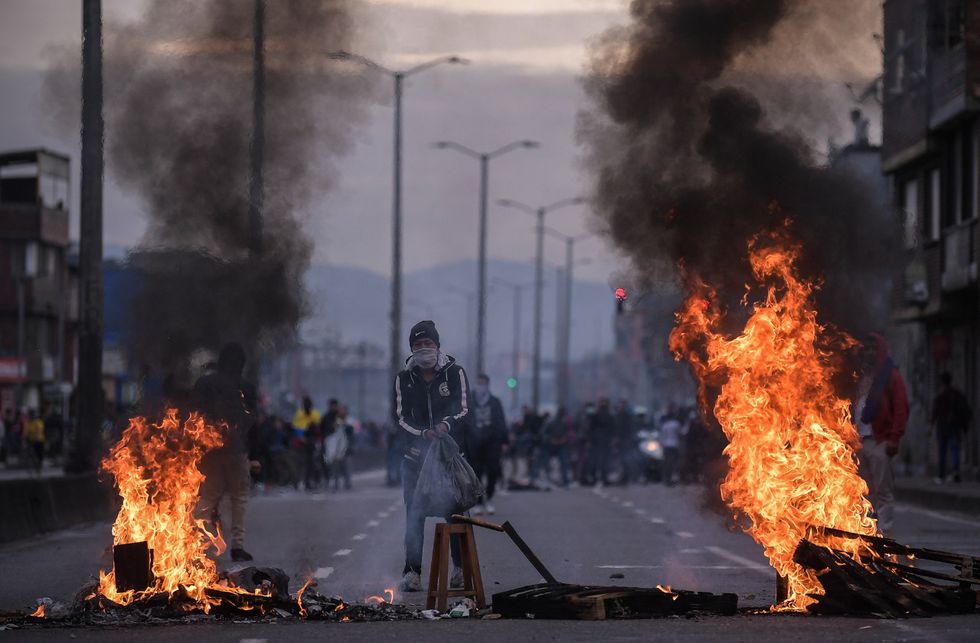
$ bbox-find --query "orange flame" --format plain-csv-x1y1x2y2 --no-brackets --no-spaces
669,228,877,610
365,587,396,604
30,604,45,618
96,409,269,612
297,577,315,617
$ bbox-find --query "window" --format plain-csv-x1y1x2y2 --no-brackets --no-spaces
903,179,920,249
891,29,906,94
929,168,942,241
931,0,965,50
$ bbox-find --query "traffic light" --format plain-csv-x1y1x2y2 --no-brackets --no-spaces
506,377,518,390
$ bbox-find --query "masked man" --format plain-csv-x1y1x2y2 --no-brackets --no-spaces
393,320,470,592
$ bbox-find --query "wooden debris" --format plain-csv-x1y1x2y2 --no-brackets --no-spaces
492,583,738,620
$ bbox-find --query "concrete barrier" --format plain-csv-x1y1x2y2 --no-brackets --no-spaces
0,474,116,544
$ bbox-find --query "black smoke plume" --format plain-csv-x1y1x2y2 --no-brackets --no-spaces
102,1,369,374
581,0,900,336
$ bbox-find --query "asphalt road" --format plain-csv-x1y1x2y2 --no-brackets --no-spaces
2,469,979,641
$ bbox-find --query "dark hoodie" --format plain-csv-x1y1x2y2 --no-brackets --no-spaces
392,353,470,465
859,333,909,446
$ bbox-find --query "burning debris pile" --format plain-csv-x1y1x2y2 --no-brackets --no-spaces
670,228,980,614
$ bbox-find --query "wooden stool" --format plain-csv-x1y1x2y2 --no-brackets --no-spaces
426,521,486,612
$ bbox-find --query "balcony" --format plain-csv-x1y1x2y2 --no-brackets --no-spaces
941,219,978,292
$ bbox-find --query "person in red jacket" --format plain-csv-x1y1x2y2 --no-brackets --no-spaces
854,333,909,534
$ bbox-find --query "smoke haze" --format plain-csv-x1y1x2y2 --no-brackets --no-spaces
51,0,373,372
581,0,899,336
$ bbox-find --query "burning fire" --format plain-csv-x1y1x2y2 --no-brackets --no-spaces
669,227,877,610
30,603,45,618
365,588,396,604
96,409,268,611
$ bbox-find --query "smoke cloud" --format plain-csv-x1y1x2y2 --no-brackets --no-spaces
581,0,899,336
77,1,370,372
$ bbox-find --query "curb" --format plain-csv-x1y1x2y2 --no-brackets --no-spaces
0,474,116,544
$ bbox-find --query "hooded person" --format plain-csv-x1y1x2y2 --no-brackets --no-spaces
854,333,909,534
194,342,257,562
392,320,470,592
467,373,508,514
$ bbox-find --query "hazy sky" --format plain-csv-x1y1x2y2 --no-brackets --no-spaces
0,0,629,284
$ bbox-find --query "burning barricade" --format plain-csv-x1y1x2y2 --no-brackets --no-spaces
670,225,980,616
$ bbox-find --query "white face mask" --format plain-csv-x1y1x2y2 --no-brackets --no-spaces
413,347,438,369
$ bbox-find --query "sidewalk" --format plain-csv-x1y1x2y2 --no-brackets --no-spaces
895,476,980,518
0,461,66,481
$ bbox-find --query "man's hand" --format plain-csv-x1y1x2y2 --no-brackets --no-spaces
423,429,437,441
885,441,899,457
436,421,450,433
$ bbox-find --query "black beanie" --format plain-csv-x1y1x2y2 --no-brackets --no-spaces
409,320,440,348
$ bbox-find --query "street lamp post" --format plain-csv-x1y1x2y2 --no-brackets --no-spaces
433,140,539,376
497,197,585,412
493,278,535,412
543,228,593,410
328,50,465,423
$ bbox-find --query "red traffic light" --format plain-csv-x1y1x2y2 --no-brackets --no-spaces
615,287,627,302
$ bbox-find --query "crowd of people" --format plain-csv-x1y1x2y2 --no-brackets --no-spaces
0,406,67,474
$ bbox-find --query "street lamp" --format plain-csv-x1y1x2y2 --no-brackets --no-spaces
496,196,586,412
492,277,536,412
328,50,466,423
543,227,594,410
432,139,539,376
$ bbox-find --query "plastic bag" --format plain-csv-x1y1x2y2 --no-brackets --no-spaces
412,433,484,516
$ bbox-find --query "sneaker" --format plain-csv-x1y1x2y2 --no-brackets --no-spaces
400,570,422,592
472,504,483,516
231,548,253,562
484,502,495,515
450,567,464,589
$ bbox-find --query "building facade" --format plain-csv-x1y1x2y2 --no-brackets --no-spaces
884,0,980,477
0,149,76,415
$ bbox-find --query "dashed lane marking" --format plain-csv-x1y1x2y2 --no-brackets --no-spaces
333,549,352,557
621,501,634,508
680,548,703,554
599,564,742,570
649,517,665,524
367,520,380,527
676,531,695,538
896,504,980,528
705,545,771,576
378,512,390,519
352,534,367,541
314,567,334,580
634,508,647,515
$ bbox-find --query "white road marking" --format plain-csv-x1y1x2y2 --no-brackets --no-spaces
705,545,772,576
333,549,352,557
352,533,367,541
314,567,334,579
676,531,695,538
367,520,380,527
239,639,268,643
378,512,390,518
633,508,647,515
621,501,634,508
896,504,980,528
599,564,742,570
680,548,703,554
649,517,665,524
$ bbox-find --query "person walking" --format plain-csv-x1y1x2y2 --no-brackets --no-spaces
194,342,257,562
468,374,507,514
23,409,45,474
540,406,572,487
659,407,683,487
293,396,322,491
324,404,352,491
854,333,909,535
930,372,972,484
393,320,470,592
590,398,616,486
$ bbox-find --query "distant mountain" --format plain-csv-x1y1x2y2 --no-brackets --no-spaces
301,258,617,375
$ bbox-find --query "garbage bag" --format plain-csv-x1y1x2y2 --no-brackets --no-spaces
412,433,485,516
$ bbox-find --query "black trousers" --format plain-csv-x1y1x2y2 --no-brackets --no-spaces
468,440,501,500
401,459,460,575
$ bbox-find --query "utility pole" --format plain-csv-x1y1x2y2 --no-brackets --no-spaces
433,140,539,375
497,196,585,413
554,265,563,408
69,0,104,473
328,51,465,426
532,208,544,411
